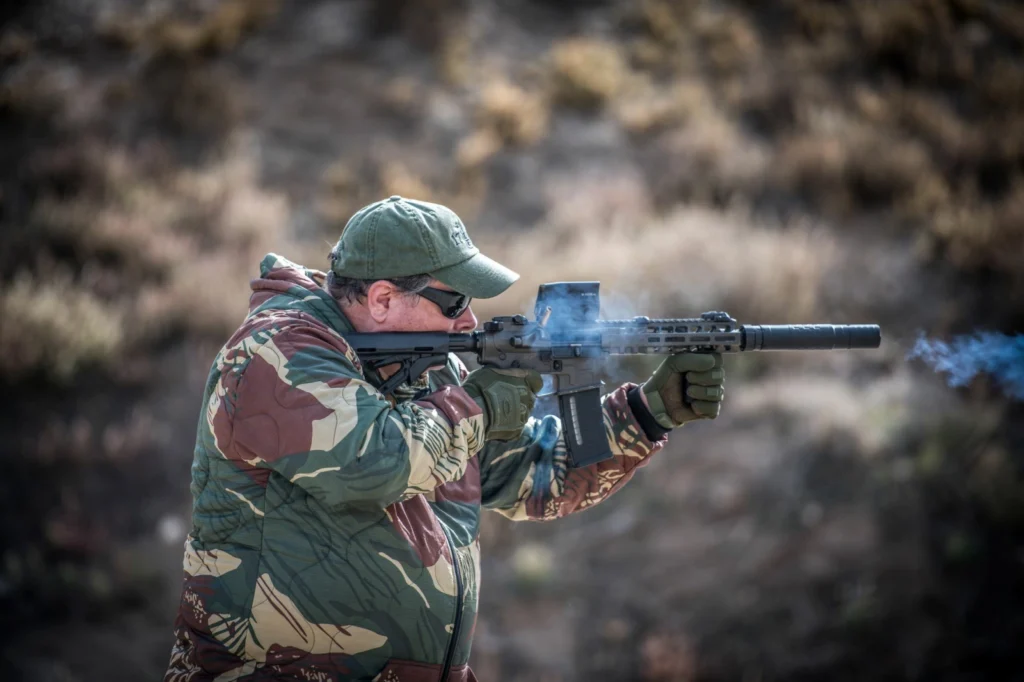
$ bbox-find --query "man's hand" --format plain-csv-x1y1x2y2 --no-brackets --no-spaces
641,352,725,429
462,368,543,441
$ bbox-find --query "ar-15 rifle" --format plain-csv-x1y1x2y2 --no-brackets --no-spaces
346,282,881,468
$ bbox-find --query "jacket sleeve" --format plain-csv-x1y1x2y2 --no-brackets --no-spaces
477,383,665,521
215,324,486,509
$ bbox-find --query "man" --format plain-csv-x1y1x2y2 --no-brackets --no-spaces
165,195,725,681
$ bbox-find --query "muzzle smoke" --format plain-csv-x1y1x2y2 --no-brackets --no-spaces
908,332,1024,400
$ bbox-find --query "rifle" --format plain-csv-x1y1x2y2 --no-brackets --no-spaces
346,282,881,468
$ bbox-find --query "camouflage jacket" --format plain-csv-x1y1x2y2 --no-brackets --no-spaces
165,254,667,682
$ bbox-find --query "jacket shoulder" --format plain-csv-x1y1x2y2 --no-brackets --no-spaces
218,310,365,380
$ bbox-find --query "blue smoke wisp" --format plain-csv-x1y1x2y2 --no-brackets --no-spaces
907,332,1024,400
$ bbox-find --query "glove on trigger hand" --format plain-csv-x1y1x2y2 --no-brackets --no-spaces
641,352,724,429
461,367,543,441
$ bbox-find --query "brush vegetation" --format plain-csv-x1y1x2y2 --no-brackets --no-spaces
2,0,1022,679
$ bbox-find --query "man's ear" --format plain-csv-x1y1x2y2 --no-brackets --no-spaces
365,280,396,323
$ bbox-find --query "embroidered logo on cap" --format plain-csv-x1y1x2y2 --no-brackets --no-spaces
451,222,472,248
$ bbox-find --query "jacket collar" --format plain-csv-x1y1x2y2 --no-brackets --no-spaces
249,253,356,335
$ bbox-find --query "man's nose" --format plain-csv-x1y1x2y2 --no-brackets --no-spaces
453,306,478,332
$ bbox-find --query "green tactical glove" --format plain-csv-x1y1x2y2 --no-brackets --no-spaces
641,352,725,429
461,367,543,441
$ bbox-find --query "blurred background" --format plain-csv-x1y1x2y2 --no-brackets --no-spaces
1,0,1023,680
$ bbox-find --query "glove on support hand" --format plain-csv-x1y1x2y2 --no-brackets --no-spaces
641,352,725,429
461,367,543,441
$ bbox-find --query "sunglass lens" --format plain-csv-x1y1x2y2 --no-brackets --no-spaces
448,296,469,318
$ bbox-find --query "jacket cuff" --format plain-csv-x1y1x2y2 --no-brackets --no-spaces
627,385,671,441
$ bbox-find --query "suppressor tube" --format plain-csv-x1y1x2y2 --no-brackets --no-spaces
741,324,881,351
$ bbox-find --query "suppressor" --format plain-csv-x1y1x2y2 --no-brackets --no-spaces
741,324,881,351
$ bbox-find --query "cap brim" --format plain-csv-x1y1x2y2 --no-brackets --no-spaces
431,252,519,299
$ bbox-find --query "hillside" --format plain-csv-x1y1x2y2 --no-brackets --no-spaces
1,1,1022,680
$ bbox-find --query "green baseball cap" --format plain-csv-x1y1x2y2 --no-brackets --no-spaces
330,195,519,298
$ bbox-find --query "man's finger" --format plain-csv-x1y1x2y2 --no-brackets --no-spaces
493,368,530,378
494,368,544,392
524,370,543,393
688,400,721,418
686,385,724,402
666,352,718,373
685,369,725,386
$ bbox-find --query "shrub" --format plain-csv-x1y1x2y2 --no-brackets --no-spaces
456,129,503,171
928,180,1024,279
615,78,710,136
472,200,838,325
99,0,279,57
635,0,690,47
0,271,124,383
319,162,367,230
477,80,549,146
377,161,434,202
3,140,299,383
549,38,626,110
643,113,769,208
622,0,700,74
774,128,940,217
694,10,761,75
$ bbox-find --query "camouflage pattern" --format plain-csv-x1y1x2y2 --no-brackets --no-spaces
165,253,667,681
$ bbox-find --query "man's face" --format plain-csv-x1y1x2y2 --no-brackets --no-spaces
369,278,478,333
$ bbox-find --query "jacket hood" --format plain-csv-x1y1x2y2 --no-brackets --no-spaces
248,253,354,333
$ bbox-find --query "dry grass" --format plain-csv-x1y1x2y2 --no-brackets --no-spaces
549,38,627,110
98,0,279,56
477,80,549,147
645,113,770,207
453,129,501,213
319,162,368,230
0,60,76,120
614,78,710,136
3,139,302,384
0,29,35,62
377,161,435,203
474,197,838,325
624,0,699,74
439,30,472,86
320,150,489,235
635,0,693,48
0,271,125,383
367,0,468,51
926,181,1024,279
893,91,984,166
774,126,943,218
694,10,761,75
132,148,298,339
456,129,503,171
88,2,269,147
611,0,1024,307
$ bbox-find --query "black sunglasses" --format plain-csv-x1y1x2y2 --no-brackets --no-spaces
416,286,472,319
